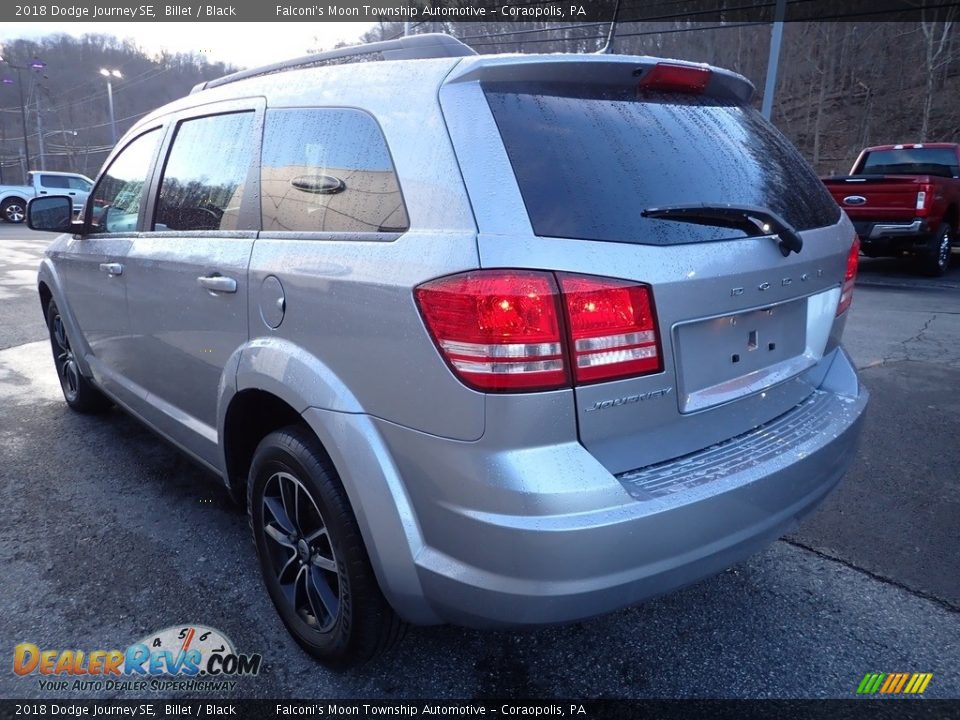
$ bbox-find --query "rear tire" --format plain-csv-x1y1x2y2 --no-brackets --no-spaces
1,197,27,224
46,301,113,413
921,223,952,277
248,425,405,668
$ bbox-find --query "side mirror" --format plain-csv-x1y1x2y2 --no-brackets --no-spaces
27,195,77,233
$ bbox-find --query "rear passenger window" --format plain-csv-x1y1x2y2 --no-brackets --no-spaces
260,108,408,233
154,112,255,232
40,175,69,189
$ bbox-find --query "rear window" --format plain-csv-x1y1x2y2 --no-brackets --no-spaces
40,175,70,189
856,148,959,178
484,82,840,245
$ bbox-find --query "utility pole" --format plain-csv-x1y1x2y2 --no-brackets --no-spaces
761,0,787,121
35,88,45,170
2,56,46,178
0,59,33,180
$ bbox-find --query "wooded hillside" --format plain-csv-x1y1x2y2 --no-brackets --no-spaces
0,34,233,183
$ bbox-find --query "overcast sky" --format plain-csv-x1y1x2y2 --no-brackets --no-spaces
0,22,376,69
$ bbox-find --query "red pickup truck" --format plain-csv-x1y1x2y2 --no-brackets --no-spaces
822,143,959,276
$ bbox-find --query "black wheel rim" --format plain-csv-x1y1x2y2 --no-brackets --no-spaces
51,313,80,401
937,230,950,270
261,471,341,632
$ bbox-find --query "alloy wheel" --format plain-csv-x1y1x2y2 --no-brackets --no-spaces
4,203,25,223
260,471,341,632
51,313,80,400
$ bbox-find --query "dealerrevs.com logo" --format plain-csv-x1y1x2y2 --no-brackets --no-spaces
13,625,262,693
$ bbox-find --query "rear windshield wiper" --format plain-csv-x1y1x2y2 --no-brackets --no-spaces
641,203,803,256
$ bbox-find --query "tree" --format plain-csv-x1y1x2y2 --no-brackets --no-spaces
919,8,958,140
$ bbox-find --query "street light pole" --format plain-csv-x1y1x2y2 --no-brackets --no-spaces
99,68,122,145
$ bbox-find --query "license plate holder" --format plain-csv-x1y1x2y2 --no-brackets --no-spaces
673,299,809,413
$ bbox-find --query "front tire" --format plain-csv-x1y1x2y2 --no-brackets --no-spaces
46,301,113,413
921,223,952,277
1,197,27,224
248,426,405,668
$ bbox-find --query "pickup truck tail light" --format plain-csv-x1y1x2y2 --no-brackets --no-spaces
837,235,860,316
915,182,935,215
415,270,662,392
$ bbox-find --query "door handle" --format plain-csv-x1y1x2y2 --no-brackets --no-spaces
197,274,237,294
99,262,123,276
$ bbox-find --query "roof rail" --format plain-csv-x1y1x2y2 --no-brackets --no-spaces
191,33,476,94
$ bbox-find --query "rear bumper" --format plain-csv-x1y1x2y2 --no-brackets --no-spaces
346,348,868,628
866,219,924,239
854,218,936,253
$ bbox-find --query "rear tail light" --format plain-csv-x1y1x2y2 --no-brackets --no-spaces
414,271,568,392
837,235,860,316
916,185,932,214
415,270,661,392
557,274,661,383
638,63,711,94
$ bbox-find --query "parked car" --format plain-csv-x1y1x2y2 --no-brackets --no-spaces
29,34,868,667
822,143,960,276
0,170,93,223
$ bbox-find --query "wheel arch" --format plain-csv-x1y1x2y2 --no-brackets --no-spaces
943,203,959,233
38,281,53,318
221,388,307,507
219,340,439,624
220,337,365,504
0,194,29,213
36,260,94,375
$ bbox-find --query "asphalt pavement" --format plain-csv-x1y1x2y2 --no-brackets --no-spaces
0,223,957,699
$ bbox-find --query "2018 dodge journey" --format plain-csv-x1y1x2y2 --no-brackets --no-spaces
28,34,868,667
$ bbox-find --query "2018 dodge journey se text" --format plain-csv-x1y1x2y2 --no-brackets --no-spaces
28,34,868,667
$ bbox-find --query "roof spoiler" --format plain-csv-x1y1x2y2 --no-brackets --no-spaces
445,55,754,104
191,33,476,94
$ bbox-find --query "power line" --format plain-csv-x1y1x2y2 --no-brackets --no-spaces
1,64,179,116
467,20,770,49
457,23,610,40
1,110,150,143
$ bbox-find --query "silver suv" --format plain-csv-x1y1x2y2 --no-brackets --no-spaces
29,34,868,667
